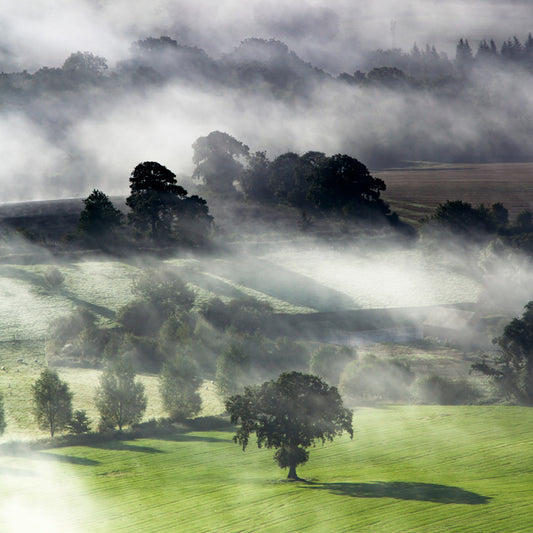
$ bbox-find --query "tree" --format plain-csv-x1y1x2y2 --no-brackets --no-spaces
126,161,188,239
159,356,202,420
32,369,73,437
472,302,533,404
310,345,357,386
306,154,389,219
192,131,250,195
127,161,212,243
62,51,108,74
339,356,415,404
427,200,496,239
78,189,123,239
66,409,92,434
226,371,353,480
132,267,195,318
0,393,6,436
240,151,274,202
95,359,147,431
216,343,251,398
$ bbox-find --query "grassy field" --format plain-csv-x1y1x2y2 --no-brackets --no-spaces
1,406,531,532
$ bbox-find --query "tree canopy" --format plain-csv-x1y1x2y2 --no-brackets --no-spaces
226,371,353,479
159,356,202,421
78,189,123,239
192,131,250,195
32,369,73,437
95,359,147,431
472,302,533,404
126,161,212,243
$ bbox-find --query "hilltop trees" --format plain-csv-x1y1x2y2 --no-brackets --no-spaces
192,131,250,195
78,189,123,241
126,161,188,239
226,371,353,480
32,369,73,437
95,359,147,431
126,161,213,244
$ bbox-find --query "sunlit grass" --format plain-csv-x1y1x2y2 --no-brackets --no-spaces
1,406,531,532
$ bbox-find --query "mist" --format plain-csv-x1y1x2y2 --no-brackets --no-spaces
1,1,533,201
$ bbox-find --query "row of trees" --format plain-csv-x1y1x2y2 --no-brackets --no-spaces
28,355,201,438
356,33,533,84
423,199,533,255
192,131,406,229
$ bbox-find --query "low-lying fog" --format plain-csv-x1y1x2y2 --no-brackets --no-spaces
1,0,533,201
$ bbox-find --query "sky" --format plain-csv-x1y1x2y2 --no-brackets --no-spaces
3,0,532,73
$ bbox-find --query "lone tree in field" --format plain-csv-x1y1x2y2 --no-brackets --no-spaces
226,371,353,480
0,393,6,435
32,369,73,437
472,301,533,404
95,359,147,431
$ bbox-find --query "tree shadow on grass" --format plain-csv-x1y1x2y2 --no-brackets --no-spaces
36,451,100,466
89,441,165,454
152,433,230,444
303,482,490,505
0,265,116,319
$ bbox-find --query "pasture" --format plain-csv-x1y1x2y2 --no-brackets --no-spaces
1,406,532,532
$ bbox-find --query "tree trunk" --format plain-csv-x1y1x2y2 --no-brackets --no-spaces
287,446,298,480
287,462,298,480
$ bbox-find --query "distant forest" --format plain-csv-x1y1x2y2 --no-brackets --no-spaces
3,33,533,96
2,31,533,194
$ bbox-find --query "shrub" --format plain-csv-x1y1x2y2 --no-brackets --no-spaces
43,266,65,291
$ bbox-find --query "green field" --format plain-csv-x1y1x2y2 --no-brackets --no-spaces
1,406,531,532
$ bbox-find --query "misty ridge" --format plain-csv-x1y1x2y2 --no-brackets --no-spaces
2,28,533,201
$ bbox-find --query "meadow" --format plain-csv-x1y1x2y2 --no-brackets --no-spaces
1,406,532,532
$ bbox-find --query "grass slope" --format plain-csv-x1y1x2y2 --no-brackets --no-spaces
1,406,531,532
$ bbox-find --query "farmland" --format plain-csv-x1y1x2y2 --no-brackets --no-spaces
1,406,532,532
377,161,533,225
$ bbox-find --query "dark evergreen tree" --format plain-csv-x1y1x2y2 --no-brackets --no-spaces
78,189,122,239
126,161,212,243
126,161,187,239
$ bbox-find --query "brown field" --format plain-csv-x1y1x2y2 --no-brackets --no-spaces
376,161,533,225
